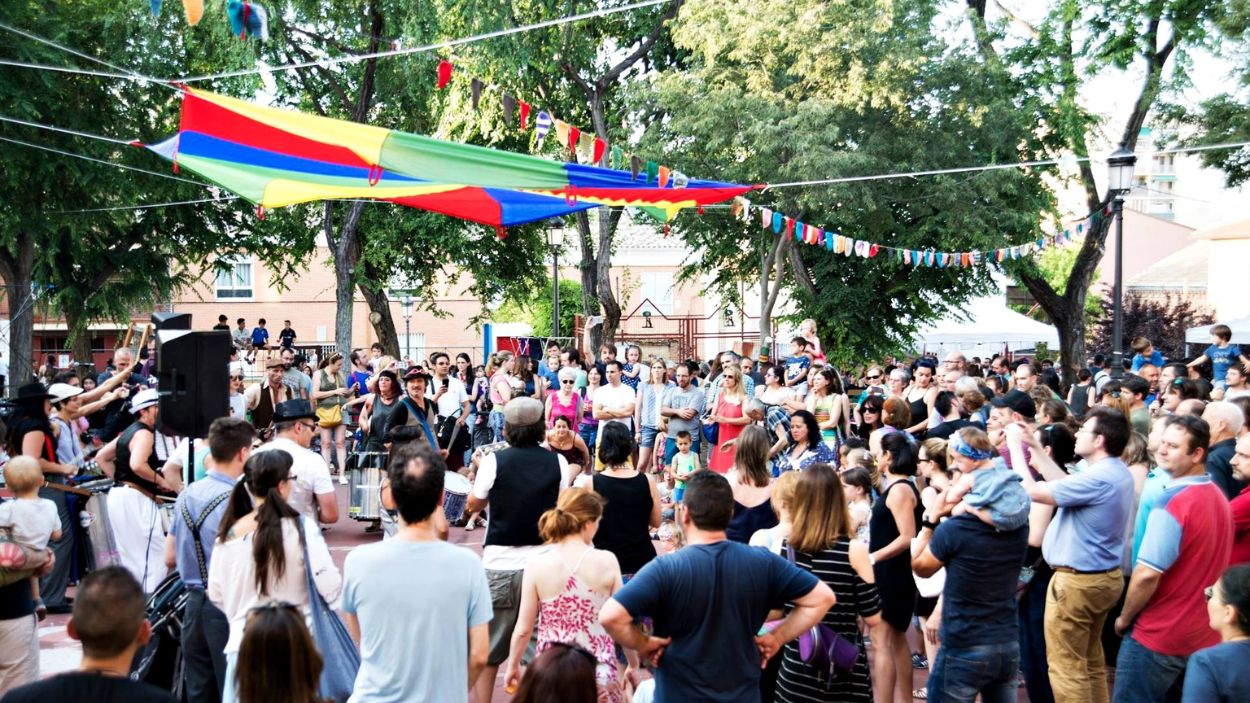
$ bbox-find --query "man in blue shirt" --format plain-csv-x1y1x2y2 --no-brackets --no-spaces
1008,407,1135,703
599,472,834,703
164,417,254,703
341,443,492,703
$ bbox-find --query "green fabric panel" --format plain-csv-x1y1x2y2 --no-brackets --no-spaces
175,154,271,204
636,206,670,223
378,131,570,188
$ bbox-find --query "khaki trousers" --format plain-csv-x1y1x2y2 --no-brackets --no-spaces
0,614,38,695
1045,568,1124,703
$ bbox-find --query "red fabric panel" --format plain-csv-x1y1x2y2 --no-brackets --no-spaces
387,189,504,227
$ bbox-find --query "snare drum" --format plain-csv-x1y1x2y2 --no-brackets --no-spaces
82,491,120,569
443,471,473,524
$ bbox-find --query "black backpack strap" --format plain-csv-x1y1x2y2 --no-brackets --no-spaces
181,491,231,584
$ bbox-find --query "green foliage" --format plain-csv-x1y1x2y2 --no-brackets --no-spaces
1025,245,1102,322
0,1,310,356
633,0,1054,363
495,278,583,337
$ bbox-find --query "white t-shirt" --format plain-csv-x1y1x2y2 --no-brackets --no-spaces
0,497,60,549
252,437,335,524
471,450,574,571
594,382,637,432
228,393,248,420
427,376,470,418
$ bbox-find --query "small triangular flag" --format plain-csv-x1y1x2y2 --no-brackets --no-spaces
519,101,531,129
471,78,483,109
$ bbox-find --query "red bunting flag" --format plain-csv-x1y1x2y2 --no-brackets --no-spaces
592,137,607,165
567,125,581,153
519,101,531,129
436,60,453,89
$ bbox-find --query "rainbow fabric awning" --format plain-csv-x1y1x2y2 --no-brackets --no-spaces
148,87,751,228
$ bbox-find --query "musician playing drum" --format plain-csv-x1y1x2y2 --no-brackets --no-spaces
108,389,176,593
428,352,472,472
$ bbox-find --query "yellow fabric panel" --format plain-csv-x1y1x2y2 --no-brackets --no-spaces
188,88,391,165
261,179,462,208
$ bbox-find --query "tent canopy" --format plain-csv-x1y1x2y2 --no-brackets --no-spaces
912,297,1059,351
1186,317,1250,344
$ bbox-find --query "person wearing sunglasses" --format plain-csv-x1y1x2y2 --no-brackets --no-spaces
1181,565,1250,702
250,400,339,527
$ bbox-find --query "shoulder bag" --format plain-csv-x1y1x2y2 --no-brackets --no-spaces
784,543,860,684
296,518,359,703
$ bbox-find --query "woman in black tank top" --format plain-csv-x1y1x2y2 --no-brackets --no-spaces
591,424,660,576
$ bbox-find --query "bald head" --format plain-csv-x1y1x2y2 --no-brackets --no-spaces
1203,401,1245,443
1176,399,1207,418
944,352,967,373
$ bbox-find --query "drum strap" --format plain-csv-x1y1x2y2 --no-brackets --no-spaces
181,492,231,585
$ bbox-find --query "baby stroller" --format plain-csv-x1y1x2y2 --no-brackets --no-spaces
130,571,188,696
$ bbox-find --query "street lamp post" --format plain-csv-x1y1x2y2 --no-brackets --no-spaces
546,225,565,338
401,294,414,363
1107,143,1137,379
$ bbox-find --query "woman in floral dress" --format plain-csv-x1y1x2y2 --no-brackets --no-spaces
503,488,625,703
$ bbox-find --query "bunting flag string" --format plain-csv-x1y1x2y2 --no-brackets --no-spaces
433,59,684,188
733,196,1101,268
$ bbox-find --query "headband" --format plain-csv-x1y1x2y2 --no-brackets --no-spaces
950,432,996,462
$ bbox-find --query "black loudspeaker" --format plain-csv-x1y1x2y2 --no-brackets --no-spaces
156,329,231,438
151,312,192,330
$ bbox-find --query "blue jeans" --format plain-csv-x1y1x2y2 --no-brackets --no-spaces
663,436,701,465
927,642,1019,703
1111,633,1187,703
1018,569,1055,703
578,423,598,462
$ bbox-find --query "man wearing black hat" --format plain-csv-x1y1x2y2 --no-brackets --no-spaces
243,358,292,438
990,389,1037,472
384,368,441,454
251,400,338,526
108,388,174,593
464,397,575,703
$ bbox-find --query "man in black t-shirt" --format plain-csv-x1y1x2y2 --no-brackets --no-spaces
0,566,176,703
912,464,1028,702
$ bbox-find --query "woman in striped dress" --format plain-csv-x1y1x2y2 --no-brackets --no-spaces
775,462,884,703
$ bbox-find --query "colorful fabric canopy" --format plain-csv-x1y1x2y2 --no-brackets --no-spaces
151,87,752,228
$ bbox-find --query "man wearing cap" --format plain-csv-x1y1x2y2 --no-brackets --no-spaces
385,368,442,454
990,389,1037,471
108,388,175,593
251,400,339,526
243,357,292,438
465,397,576,703
428,352,472,472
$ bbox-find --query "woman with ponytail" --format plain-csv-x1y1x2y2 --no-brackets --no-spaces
503,488,626,703
209,451,342,703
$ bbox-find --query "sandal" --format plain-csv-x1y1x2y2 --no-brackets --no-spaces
913,688,928,699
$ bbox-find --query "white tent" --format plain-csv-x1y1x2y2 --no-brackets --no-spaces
1186,317,1250,344
911,296,1060,356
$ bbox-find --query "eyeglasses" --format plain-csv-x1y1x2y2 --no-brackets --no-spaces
1204,586,1215,602
298,421,317,432
561,379,575,384
866,374,881,380
231,375,244,381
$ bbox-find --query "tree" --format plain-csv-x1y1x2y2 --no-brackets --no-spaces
440,0,688,351
494,278,583,337
0,1,305,388
964,0,1227,382
1089,292,1214,362
633,0,1053,364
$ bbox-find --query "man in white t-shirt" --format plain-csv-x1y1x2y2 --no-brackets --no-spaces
427,352,472,471
250,400,339,525
593,360,637,447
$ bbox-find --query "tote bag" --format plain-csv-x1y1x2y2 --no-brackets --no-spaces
297,519,359,702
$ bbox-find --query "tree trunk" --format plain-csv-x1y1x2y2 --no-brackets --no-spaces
0,232,36,395
588,92,623,346
326,201,365,355
759,233,790,360
358,260,401,358
575,210,602,354
64,306,94,370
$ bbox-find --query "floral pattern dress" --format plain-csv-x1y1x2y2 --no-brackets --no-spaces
536,551,623,703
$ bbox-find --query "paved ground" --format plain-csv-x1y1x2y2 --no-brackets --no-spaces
37,482,1044,701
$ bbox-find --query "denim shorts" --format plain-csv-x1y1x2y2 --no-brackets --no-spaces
640,425,661,450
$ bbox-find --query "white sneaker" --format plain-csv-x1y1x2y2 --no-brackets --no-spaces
338,473,349,485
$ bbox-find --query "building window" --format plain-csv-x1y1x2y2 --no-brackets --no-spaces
639,272,674,315
215,257,253,299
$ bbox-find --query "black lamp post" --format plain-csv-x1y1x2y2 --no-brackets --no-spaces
1107,143,1137,379
400,294,413,363
545,224,565,338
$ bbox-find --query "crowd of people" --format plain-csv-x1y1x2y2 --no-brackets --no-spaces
2,317,1250,703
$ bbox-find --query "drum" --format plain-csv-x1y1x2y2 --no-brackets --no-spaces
348,452,389,521
157,499,175,535
81,490,120,569
443,471,473,524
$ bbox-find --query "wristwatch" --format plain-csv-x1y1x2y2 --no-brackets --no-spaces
921,517,940,531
